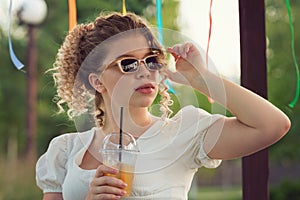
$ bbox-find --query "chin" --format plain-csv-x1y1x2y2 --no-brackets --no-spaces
130,92,157,108
130,98,155,108
137,101,154,108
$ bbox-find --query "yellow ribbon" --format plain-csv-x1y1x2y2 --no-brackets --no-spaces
122,0,127,15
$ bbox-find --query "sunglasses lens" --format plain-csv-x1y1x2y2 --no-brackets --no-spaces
118,55,163,73
145,56,163,71
120,59,138,73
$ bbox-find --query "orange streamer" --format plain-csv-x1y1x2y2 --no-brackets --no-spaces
206,0,213,68
206,0,214,104
68,0,77,31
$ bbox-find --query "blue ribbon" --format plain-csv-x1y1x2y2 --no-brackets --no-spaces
156,0,163,45
8,0,24,70
156,0,175,94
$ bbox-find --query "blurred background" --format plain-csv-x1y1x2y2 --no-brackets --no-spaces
0,0,299,199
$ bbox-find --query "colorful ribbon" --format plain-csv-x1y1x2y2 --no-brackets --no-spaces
156,0,164,45
286,0,300,108
68,0,77,31
122,0,127,15
206,0,214,103
206,0,213,68
8,0,24,70
155,0,175,94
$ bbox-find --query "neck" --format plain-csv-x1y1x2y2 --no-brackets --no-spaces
102,106,153,138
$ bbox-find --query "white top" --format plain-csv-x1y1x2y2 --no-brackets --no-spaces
36,106,223,200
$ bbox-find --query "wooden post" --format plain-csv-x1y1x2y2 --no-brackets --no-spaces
25,25,37,162
239,0,269,199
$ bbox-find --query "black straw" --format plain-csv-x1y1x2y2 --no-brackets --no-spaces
119,107,123,161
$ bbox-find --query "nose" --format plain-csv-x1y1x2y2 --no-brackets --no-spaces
136,62,151,79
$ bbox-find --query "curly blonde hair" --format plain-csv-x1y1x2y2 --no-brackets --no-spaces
52,12,173,127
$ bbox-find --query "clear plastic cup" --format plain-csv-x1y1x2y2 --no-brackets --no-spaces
100,132,139,196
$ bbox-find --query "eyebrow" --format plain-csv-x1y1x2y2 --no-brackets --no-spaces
115,51,155,60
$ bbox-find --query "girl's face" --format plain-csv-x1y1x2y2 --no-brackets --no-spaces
98,34,161,109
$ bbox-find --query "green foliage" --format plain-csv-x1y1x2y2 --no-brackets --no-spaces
265,0,300,163
270,180,300,200
0,29,26,156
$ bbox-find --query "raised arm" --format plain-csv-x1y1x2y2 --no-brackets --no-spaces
165,43,291,160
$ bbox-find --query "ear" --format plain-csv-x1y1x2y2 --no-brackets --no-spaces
89,73,106,93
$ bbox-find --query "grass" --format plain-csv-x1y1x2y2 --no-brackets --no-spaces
0,159,43,200
189,186,242,200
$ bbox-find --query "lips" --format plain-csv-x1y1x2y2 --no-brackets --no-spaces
135,83,155,94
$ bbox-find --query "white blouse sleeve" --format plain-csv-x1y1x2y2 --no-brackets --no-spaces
195,129,222,169
36,134,68,193
183,106,223,169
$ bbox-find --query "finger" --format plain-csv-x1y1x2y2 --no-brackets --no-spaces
93,185,127,196
184,43,192,55
178,45,187,58
171,44,180,53
170,44,182,56
91,173,127,189
94,164,119,178
171,44,189,59
167,47,181,62
97,176,127,188
94,193,122,200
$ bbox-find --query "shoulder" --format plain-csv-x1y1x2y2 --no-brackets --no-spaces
171,105,223,127
48,127,95,151
173,105,211,118
37,128,96,167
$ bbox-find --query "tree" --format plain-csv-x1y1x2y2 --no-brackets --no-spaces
265,0,300,163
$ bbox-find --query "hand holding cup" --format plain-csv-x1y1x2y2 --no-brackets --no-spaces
100,132,139,197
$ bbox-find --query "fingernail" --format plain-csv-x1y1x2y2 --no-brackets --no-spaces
167,47,173,52
121,190,127,195
122,182,128,187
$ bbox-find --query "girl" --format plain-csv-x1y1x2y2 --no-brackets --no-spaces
36,12,290,200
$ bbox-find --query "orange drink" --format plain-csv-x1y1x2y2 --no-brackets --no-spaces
104,163,134,196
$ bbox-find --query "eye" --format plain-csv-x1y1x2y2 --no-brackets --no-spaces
121,59,138,72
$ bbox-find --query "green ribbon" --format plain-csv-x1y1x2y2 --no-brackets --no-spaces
286,0,300,107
